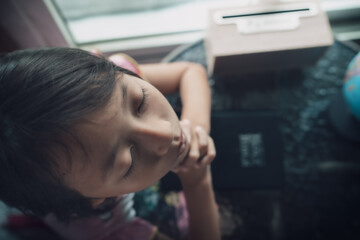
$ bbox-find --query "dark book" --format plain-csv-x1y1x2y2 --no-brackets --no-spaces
210,111,284,189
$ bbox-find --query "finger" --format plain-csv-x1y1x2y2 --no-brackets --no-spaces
199,137,216,167
172,166,188,174
182,136,199,169
179,119,194,171
195,126,208,159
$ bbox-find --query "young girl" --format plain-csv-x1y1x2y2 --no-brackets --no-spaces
0,48,220,240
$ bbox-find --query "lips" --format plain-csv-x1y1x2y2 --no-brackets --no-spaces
177,131,186,156
171,131,187,170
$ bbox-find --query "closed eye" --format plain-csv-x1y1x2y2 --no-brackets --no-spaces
137,86,148,113
123,146,136,179
124,86,146,179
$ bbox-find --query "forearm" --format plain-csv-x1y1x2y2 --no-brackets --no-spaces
178,65,218,239
179,63,211,133
140,62,211,132
182,173,221,240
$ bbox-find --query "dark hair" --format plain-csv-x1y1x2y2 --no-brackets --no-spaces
0,47,138,222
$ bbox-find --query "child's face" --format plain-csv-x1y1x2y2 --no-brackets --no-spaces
58,74,189,198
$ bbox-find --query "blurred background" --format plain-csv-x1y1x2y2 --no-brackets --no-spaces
1,0,360,62
1,1,360,240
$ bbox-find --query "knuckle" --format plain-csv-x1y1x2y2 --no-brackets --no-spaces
189,151,200,161
208,151,216,160
198,141,208,149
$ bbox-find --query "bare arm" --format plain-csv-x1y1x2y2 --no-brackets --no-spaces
178,164,220,240
140,62,211,132
141,62,220,240
153,175,220,240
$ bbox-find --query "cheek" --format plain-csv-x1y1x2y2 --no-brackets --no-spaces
153,94,177,119
139,159,170,181
65,169,103,197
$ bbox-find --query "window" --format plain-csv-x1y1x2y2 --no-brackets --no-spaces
45,0,360,51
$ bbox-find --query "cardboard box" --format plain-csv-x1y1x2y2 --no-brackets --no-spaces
205,0,334,75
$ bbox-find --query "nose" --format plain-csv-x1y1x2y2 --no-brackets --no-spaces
133,119,174,156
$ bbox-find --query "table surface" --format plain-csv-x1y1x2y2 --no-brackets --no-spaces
165,40,360,240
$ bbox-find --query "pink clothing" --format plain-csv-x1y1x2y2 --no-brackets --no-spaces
108,54,143,78
44,195,156,240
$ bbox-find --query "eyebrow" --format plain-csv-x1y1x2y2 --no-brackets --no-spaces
121,81,128,109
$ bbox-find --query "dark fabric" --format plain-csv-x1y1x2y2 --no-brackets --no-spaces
164,40,360,240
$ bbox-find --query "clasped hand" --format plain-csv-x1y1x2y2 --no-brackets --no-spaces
172,119,216,186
